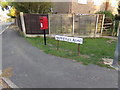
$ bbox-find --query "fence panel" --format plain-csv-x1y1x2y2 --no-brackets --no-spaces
50,14,73,35
50,14,62,34
61,14,73,34
74,14,97,37
16,15,22,31
24,13,49,34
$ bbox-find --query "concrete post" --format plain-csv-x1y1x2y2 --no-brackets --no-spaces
101,14,105,36
20,12,26,36
95,14,99,37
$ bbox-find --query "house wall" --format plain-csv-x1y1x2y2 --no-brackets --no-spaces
71,2,100,14
53,2,70,13
53,0,118,14
71,1,118,14
108,0,118,14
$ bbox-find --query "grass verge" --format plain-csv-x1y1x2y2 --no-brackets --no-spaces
25,36,117,68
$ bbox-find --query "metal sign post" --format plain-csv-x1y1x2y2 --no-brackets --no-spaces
39,16,48,45
78,44,80,55
43,30,46,45
57,40,59,50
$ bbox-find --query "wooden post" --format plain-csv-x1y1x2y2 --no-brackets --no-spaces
95,14,99,37
117,21,120,37
61,14,63,33
101,14,105,36
57,40,60,50
72,14,75,35
112,21,115,36
43,30,46,45
78,44,80,55
20,12,26,36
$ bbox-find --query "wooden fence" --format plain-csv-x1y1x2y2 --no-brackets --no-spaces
16,12,105,37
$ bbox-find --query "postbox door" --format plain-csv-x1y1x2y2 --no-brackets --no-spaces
39,17,48,30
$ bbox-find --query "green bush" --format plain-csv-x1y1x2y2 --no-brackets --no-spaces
115,14,120,20
95,10,115,20
114,20,119,33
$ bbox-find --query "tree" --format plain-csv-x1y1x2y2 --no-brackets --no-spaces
0,2,53,18
7,6,18,18
96,10,115,20
9,2,53,14
0,2,52,18
0,1,16,18
0,1,9,10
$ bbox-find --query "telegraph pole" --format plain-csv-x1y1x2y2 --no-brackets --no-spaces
112,27,120,69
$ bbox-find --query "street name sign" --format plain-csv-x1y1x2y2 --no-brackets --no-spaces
55,35,83,55
55,35,83,44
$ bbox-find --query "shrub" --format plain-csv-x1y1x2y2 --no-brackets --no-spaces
115,14,120,20
95,10,115,20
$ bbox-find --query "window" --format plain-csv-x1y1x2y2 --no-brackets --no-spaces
78,0,87,4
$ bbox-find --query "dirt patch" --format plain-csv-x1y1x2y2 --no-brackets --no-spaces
1,68,13,78
102,58,113,65
107,39,116,44
0,67,13,89
0,78,10,89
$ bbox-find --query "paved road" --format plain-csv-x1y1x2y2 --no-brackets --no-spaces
2,26,118,88
0,22,13,70
0,22,13,33
0,22,13,89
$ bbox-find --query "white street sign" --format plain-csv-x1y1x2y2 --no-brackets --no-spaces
55,35,83,44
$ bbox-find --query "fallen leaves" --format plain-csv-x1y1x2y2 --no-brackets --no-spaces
0,67,13,89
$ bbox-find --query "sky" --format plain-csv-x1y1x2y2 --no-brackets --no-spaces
0,0,9,17
0,6,10,18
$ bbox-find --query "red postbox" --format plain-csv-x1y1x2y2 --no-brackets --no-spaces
39,17,48,30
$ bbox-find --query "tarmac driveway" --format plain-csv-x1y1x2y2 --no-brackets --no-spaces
2,26,118,88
